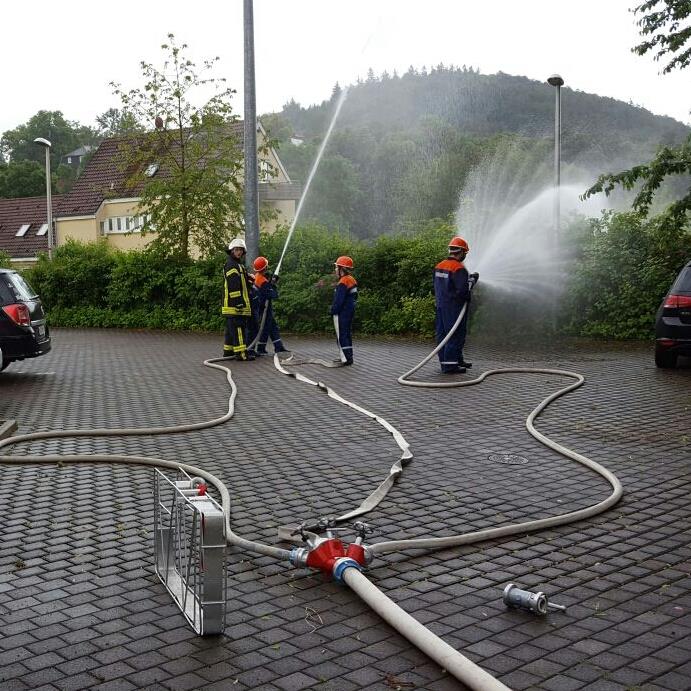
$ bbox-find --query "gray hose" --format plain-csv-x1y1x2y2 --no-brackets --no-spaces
0,357,290,561
273,354,412,531
383,301,624,554
344,568,510,691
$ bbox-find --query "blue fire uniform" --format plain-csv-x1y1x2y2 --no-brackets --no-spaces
249,273,287,354
433,257,471,373
330,274,358,364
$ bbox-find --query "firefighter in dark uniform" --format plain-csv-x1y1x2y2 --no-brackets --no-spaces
433,237,479,374
248,256,288,356
222,238,254,361
330,255,358,365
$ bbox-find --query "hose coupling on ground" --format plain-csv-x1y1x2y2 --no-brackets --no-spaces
332,557,362,584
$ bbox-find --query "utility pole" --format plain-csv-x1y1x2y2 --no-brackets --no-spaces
547,74,564,333
243,0,259,265
547,74,564,248
34,138,53,259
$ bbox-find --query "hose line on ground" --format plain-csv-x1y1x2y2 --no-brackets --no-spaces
0,357,290,561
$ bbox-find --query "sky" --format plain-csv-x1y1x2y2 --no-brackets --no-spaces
0,0,689,137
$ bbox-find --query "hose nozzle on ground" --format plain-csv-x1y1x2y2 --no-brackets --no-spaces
503,583,567,615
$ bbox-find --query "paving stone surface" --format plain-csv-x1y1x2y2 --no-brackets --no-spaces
0,329,690,690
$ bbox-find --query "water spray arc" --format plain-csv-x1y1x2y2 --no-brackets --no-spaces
249,87,349,350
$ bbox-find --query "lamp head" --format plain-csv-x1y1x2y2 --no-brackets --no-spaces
547,74,564,87
33,137,52,148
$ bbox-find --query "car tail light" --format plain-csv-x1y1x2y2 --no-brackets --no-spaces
664,294,691,309
2,303,31,326
657,338,676,348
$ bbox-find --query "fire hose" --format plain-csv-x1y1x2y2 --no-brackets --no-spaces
0,298,623,690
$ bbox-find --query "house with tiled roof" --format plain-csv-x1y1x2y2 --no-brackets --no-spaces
0,196,61,265
54,121,300,254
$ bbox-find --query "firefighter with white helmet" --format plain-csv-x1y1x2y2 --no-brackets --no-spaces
433,237,479,373
330,255,358,365
222,238,254,361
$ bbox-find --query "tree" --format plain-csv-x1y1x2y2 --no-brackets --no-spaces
112,34,246,259
583,1,691,232
1,111,97,169
0,160,46,198
632,0,691,73
583,137,690,232
96,108,142,138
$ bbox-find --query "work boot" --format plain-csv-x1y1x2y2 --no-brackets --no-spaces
441,366,466,374
459,361,473,369
222,352,234,360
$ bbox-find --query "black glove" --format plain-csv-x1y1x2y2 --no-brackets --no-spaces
469,272,479,287
270,273,279,283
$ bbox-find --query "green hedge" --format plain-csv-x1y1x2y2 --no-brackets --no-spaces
21,213,691,340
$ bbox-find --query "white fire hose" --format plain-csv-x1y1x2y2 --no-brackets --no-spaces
0,298,622,690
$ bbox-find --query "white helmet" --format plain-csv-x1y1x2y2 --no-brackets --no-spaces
227,237,246,252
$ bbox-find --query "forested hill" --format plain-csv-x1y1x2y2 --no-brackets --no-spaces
263,66,689,238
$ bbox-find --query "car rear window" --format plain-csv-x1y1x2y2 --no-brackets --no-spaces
0,272,38,302
0,276,15,305
672,266,691,293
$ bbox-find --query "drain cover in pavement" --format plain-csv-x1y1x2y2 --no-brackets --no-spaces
488,453,529,465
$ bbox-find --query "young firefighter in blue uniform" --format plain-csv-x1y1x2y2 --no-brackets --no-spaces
248,256,288,356
222,238,254,361
433,236,479,374
330,255,358,365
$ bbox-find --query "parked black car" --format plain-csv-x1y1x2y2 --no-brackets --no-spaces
0,269,51,372
655,261,691,368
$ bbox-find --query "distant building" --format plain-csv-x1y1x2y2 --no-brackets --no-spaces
54,121,301,254
0,196,60,266
62,145,94,167
0,121,301,266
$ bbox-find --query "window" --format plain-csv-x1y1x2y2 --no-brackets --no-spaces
145,163,159,177
15,224,30,237
259,160,272,182
36,223,49,236
67,156,72,164
101,215,145,234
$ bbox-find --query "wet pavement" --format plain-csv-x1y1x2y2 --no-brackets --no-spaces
1,329,690,691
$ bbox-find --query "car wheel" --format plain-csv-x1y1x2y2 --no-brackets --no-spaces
655,346,678,369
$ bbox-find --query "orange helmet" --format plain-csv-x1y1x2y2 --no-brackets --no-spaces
253,256,269,272
334,255,354,269
448,236,469,253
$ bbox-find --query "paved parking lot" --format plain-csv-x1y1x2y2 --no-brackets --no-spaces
1,328,690,691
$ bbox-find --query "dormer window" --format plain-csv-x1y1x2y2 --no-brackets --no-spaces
36,223,49,236
15,224,30,237
145,163,159,177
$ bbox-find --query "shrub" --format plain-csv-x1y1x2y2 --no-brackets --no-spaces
564,211,691,339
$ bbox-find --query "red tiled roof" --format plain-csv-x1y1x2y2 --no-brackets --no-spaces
0,196,62,259
56,122,246,218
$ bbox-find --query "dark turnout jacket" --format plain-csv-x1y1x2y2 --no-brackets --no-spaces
222,255,252,317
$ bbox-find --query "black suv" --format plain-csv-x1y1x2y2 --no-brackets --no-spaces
0,269,51,372
655,261,691,368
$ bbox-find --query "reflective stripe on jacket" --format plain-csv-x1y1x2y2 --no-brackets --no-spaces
223,256,252,316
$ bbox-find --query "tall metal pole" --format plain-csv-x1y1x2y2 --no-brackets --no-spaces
243,0,259,266
546,75,563,332
45,146,53,260
547,75,564,251
34,138,53,259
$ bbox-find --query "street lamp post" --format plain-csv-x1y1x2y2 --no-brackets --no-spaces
243,0,259,266
547,75,564,245
33,137,53,259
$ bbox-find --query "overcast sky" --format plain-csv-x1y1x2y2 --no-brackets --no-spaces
1,0,689,137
